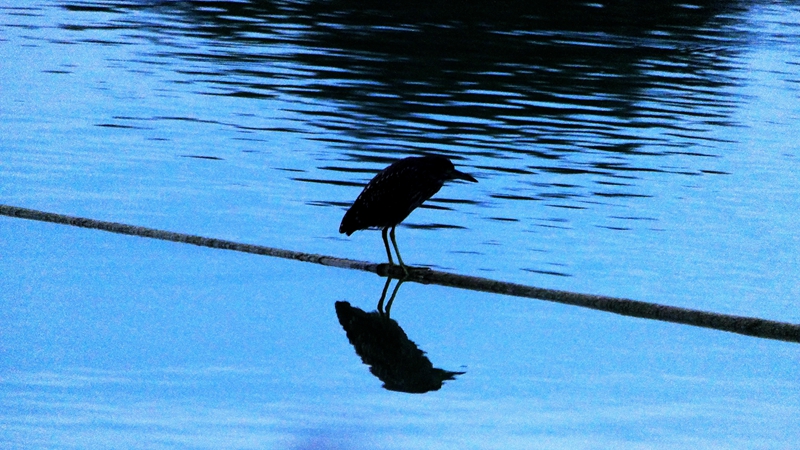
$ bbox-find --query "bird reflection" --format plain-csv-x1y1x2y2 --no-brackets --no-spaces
335,277,464,393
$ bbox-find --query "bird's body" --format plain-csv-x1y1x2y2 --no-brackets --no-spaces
339,155,477,272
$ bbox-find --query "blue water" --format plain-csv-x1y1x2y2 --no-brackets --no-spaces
2,1,799,448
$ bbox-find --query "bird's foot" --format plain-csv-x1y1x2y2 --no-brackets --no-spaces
377,263,431,279
377,263,404,278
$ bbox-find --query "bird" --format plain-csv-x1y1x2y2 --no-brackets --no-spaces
339,155,478,273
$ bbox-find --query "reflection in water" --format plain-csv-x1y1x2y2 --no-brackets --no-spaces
43,0,783,279
50,0,765,280
14,2,796,285
4,3,800,447
335,278,464,393
64,0,747,193
161,0,745,166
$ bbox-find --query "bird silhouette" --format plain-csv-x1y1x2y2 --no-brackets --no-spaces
335,300,465,393
339,155,477,273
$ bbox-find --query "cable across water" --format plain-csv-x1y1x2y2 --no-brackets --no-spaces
2,203,798,344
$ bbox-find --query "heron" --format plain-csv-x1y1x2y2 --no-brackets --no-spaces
339,155,477,273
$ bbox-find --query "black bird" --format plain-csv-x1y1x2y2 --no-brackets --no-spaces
339,155,478,272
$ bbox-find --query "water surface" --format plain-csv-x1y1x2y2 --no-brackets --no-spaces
1,1,799,448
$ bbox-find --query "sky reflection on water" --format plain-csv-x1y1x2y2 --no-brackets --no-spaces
5,0,791,315
3,218,798,449
2,0,800,448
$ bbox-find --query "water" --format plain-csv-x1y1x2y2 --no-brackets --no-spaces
1,1,799,448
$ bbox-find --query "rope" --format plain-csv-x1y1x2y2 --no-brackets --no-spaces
2,203,798,344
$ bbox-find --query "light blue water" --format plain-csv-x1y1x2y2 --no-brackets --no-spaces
1,1,799,448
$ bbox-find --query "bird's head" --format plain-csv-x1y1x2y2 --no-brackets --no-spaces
426,155,478,183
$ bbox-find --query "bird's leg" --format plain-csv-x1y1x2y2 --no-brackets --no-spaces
381,227,395,266
389,226,409,276
383,277,405,317
376,275,393,315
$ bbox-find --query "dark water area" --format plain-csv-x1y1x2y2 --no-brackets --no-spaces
96,0,745,169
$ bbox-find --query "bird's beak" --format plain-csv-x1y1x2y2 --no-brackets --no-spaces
450,169,478,183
